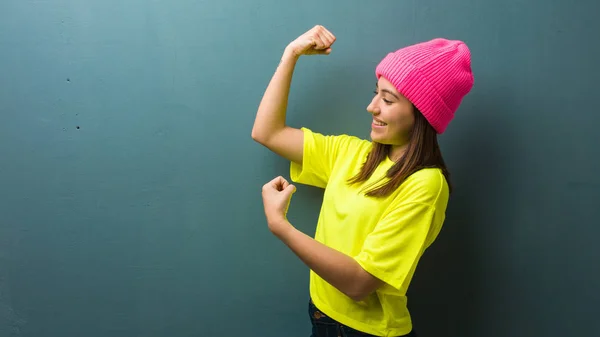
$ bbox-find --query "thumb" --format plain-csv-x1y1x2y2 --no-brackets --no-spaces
282,184,296,197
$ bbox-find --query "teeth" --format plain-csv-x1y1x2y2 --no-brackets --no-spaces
373,120,387,126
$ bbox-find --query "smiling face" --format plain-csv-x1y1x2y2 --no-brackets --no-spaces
367,76,416,150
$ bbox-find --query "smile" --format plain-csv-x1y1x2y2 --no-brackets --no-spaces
372,119,387,126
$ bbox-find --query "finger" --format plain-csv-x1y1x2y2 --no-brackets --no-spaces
314,34,327,50
270,176,288,191
282,183,297,197
315,48,332,55
321,36,333,48
321,29,335,45
262,180,275,191
269,175,286,184
313,24,324,34
280,176,290,191
325,32,336,46
264,176,280,190
316,26,333,42
312,27,326,48
268,176,281,190
287,184,296,193
323,33,334,48
261,183,272,194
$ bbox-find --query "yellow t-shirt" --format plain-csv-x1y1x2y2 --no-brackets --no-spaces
290,127,449,337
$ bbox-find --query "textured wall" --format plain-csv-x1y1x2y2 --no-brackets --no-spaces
1,1,598,336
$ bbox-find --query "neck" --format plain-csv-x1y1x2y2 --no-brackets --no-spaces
389,143,409,162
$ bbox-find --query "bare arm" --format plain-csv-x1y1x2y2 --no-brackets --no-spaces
251,25,336,165
276,219,384,302
251,50,304,164
261,176,384,301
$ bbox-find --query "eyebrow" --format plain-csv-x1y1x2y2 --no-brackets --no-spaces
375,83,400,100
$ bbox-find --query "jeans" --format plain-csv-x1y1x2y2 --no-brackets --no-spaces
309,299,417,337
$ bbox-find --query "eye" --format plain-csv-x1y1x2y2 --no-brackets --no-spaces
374,90,392,104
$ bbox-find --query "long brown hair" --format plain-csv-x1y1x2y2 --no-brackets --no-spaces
347,106,452,197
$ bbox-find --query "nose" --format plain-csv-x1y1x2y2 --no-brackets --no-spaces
366,95,379,115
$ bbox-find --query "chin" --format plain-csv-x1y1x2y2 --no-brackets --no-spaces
370,132,387,144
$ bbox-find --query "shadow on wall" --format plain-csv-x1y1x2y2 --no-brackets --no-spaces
406,92,517,337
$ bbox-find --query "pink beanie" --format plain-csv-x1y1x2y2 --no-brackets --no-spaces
375,38,474,134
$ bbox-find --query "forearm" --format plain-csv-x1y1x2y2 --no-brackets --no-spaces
275,220,372,301
251,48,299,142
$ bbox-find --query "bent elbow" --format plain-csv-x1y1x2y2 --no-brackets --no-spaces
349,294,366,302
251,129,266,144
346,288,372,302
345,276,383,302
251,125,276,146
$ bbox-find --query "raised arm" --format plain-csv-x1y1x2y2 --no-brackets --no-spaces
251,25,336,165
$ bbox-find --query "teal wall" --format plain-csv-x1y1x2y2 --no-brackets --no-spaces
1,1,598,336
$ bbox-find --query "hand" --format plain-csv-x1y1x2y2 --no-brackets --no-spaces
261,176,297,235
285,25,336,58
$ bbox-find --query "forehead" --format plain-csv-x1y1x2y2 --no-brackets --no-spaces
377,76,407,100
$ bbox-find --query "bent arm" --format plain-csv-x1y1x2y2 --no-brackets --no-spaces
251,49,304,164
275,220,384,302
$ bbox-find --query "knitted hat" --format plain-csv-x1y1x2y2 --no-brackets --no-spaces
375,38,474,134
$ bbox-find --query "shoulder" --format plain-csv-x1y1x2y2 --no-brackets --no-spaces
395,168,449,206
301,127,372,154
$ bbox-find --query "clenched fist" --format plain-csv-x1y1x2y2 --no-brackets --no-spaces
261,176,296,235
285,25,337,58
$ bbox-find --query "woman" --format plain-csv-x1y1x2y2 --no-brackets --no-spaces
252,25,473,337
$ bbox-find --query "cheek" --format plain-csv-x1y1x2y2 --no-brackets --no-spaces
385,110,415,138
389,111,414,130
403,115,415,129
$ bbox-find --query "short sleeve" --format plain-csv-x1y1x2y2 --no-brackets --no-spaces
353,201,435,291
290,127,357,189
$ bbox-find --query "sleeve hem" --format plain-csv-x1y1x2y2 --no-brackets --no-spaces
290,127,310,183
354,254,402,291
289,127,327,188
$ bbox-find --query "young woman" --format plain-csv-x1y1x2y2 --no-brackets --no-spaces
253,25,473,337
